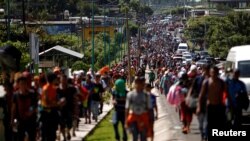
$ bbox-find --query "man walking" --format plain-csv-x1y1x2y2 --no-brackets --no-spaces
112,78,128,141
91,73,104,122
125,76,152,141
226,69,249,129
197,66,227,140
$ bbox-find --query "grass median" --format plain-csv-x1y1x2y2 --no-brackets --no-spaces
85,110,128,141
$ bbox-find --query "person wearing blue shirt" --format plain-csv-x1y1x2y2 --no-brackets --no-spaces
226,69,249,129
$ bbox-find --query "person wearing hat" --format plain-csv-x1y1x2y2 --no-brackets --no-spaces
112,79,128,141
125,76,152,140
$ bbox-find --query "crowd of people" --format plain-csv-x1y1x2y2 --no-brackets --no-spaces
0,14,250,141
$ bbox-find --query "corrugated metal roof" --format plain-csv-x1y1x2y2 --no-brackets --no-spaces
39,45,84,59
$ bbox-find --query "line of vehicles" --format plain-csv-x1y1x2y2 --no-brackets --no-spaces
172,43,250,97
159,14,250,97
173,42,218,66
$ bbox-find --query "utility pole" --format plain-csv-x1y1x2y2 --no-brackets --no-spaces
126,10,131,85
6,0,10,40
103,6,107,65
137,23,141,70
22,0,27,35
80,6,84,53
91,0,95,70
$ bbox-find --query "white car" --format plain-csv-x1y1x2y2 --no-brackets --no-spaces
182,55,192,63
182,51,191,56
177,43,189,54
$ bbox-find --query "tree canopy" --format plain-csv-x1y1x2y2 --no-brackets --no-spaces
185,12,250,58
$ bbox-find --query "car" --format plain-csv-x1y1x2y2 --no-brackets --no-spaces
200,51,209,58
182,51,191,56
178,28,184,33
182,55,192,64
196,59,210,67
173,56,183,62
173,37,181,43
177,43,189,54
227,45,250,95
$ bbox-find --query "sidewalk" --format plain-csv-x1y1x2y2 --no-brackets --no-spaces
70,104,113,141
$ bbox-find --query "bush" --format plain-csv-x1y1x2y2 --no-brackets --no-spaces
71,61,90,72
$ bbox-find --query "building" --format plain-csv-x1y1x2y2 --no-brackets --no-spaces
209,0,250,8
22,16,123,40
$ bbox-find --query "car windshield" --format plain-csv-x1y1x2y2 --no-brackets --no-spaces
198,60,206,63
200,51,209,55
179,46,187,50
238,61,250,78
185,56,192,59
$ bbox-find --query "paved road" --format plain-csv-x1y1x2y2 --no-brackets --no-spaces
152,88,201,141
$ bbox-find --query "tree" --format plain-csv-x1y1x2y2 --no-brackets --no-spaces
185,12,250,58
71,61,90,71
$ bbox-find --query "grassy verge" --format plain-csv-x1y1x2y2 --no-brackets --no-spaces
85,110,128,141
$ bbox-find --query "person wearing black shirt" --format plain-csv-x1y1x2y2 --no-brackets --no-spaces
57,75,78,141
91,73,104,122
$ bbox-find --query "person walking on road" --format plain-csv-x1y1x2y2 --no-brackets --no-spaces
160,70,172,95
112,78,128,141
197,66,227,140
149,69,155,87
125,76,152,141
187,65,210,141
226,69,249,129
145,83,158,141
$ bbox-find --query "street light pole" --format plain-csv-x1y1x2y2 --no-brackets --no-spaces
126,10,131,85
80,7,84,52
103,6,107,65
6,0,10,40
91,0,95,70
22,0,27,35
137,23,141,70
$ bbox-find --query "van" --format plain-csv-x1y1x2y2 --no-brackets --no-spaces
226,45,250,96
177,43,188,54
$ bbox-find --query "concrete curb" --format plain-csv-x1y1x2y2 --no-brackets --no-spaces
81,105,113,141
